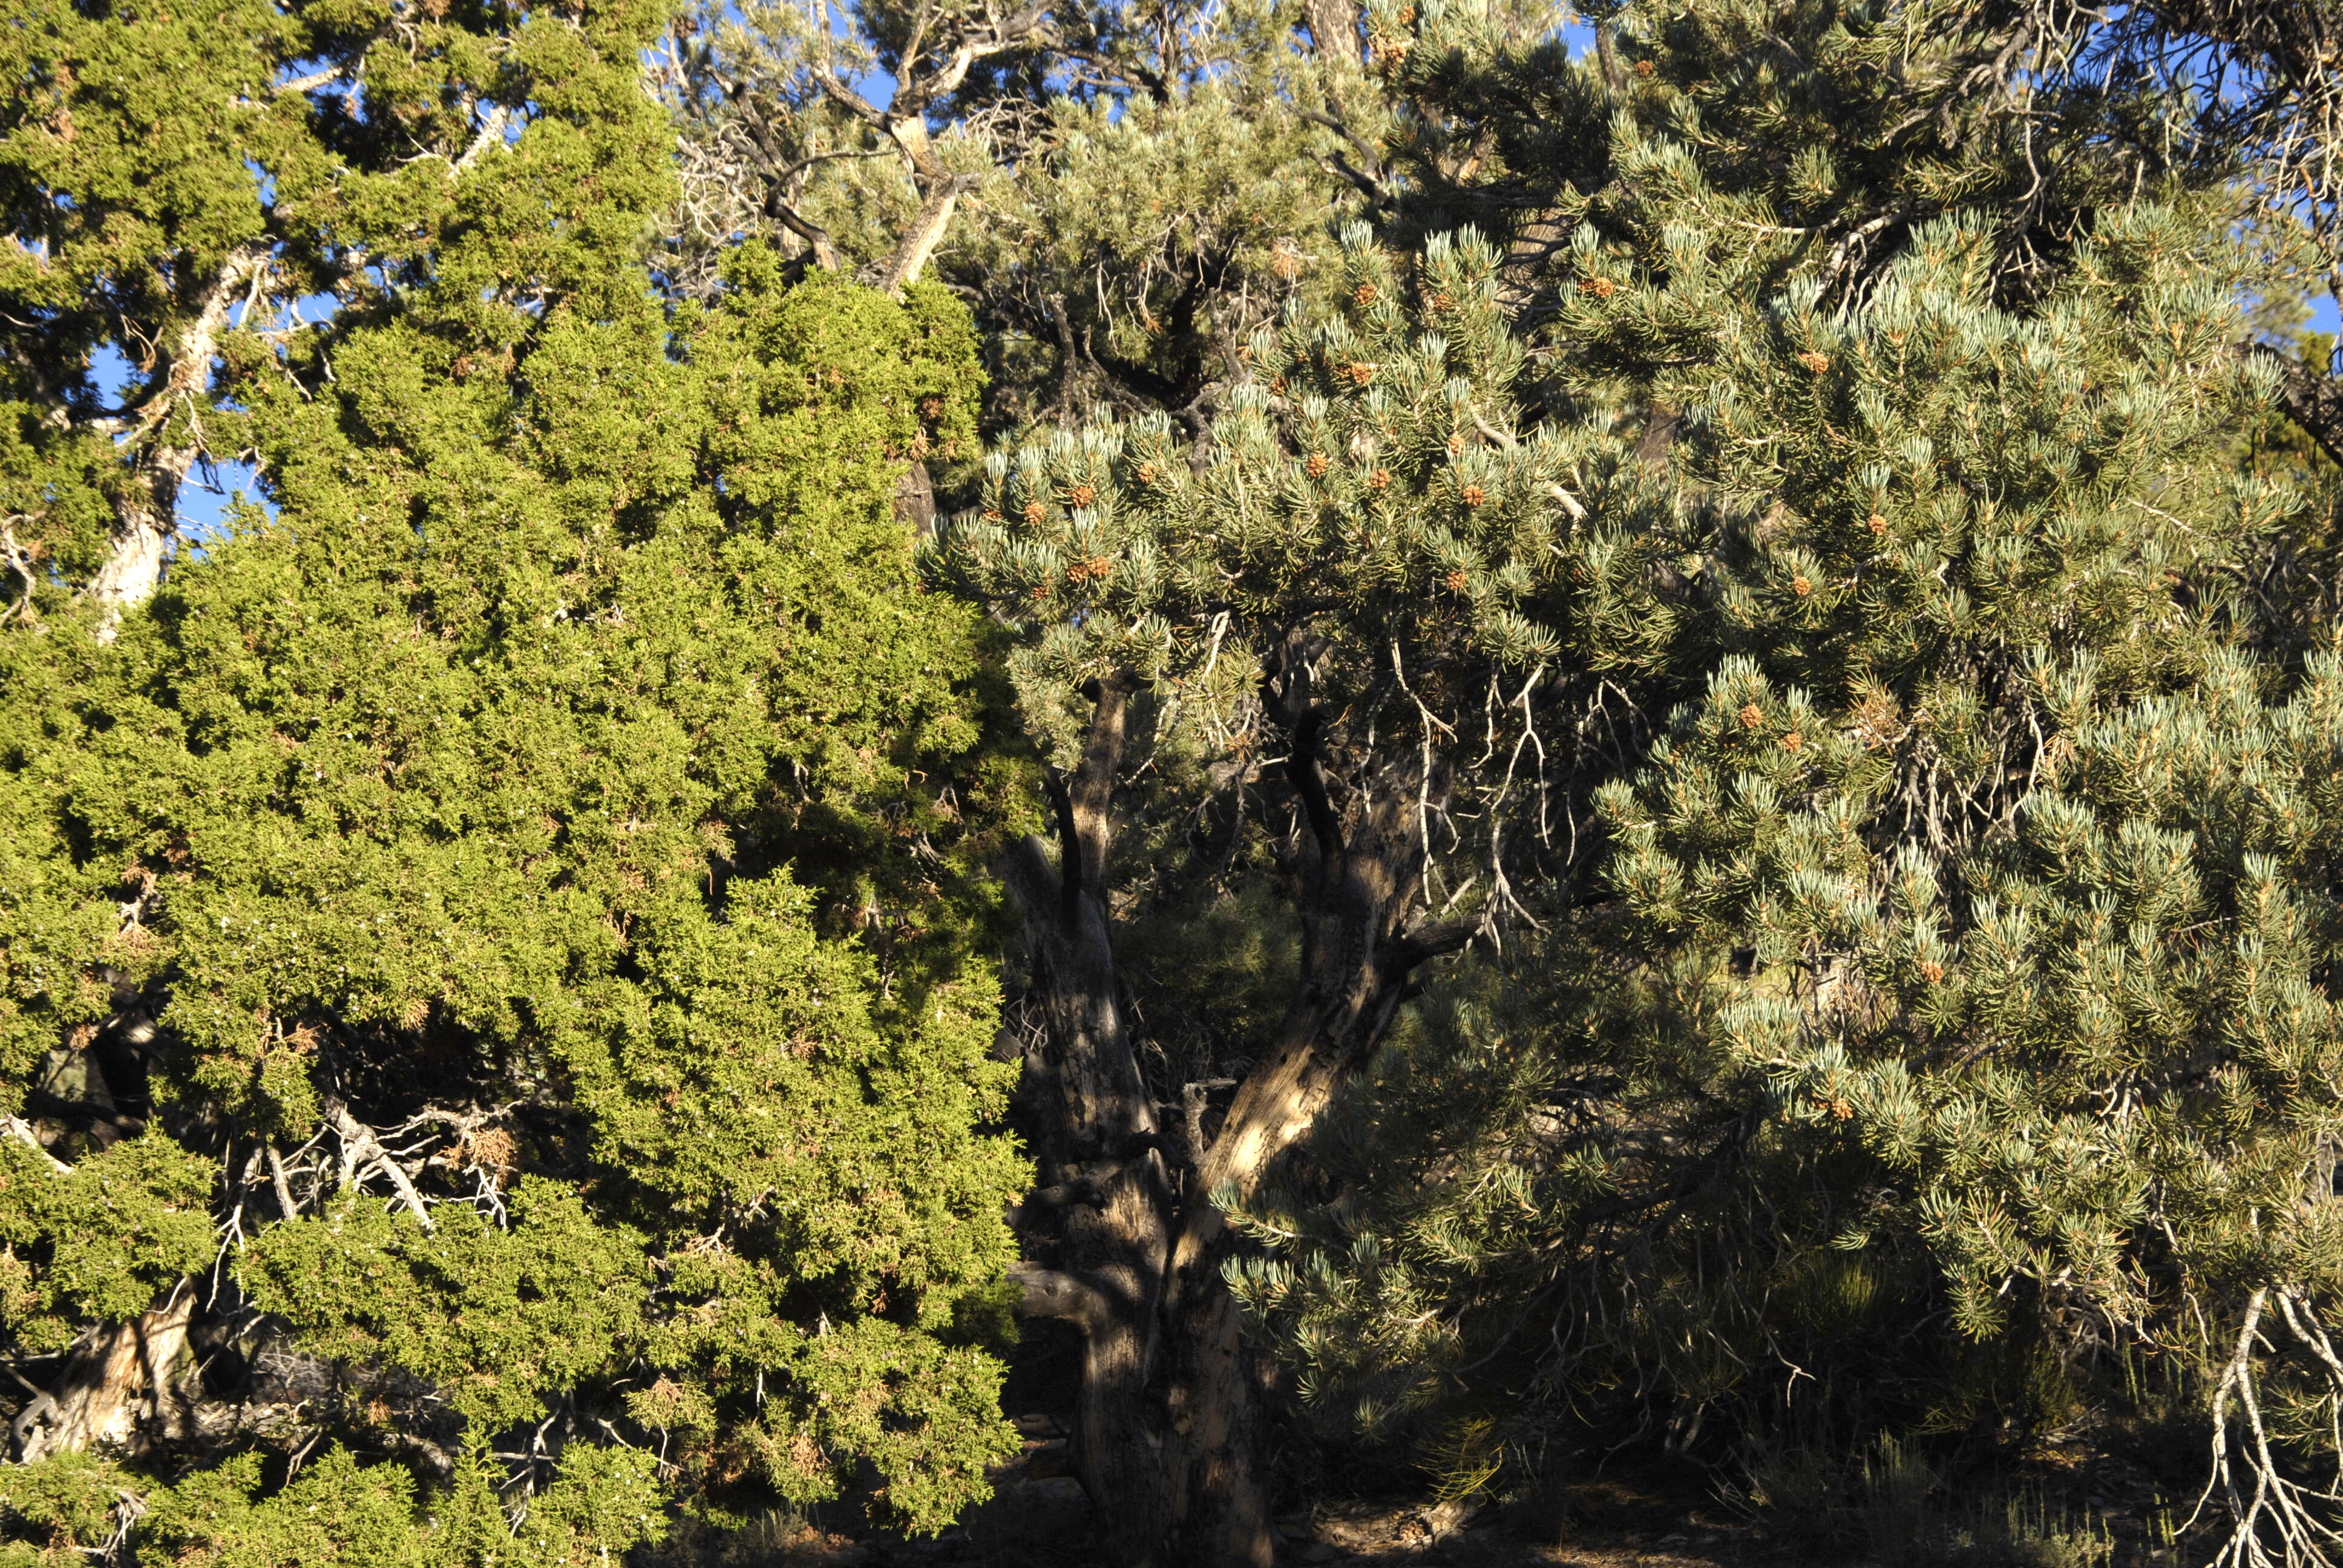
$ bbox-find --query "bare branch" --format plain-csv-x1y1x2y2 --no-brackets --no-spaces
323,1096,435,1233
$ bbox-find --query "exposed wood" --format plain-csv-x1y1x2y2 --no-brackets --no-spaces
324,1094,435,1232
267,1145,300,1220
18,1284,194,1461
809,1,1054,300
1008,1260,1115,1333
1305,0,1360,60
2,1115,69,1173
877,175,969,298
893,458,937,537
89,244,270,640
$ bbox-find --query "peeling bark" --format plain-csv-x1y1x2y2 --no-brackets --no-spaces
1305,0,1360,59
877,173,968,298
87,516,173,641
18,1285,194,1461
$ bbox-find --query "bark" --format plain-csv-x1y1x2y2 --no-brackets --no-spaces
811,4,1050,299
1593,22,1628,100
1002,673,1181,1563
324,1092,435,1232
893,459,938,537
1154,717,1466,1564
876,170,969,298
2271,347,2343,471
16,1284,195,1462
728,85,844,272
1006,683,1470,1568
87,514,172,641
1305,0,1360,59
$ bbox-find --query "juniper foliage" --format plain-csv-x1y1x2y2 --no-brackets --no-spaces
0,0,1026,1555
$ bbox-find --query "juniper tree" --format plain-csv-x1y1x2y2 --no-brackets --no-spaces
0,0,678,630
0,0,1026,1555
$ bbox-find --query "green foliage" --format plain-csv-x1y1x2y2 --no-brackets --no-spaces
241,1184,647,1430
1383,0,2208,351
1,0,682,610
0,1449,133,1567
1197,0,2343,1535
0,0,1025,1551
1720,650,2343,1339
125,1445,666,1567
933,42,1380,429
19,0,2343,1552
935,221,1656,766
658,0,1400,427
0,1135,212,1354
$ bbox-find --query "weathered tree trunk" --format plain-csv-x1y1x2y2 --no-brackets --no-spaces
1003,675,1182,1561
876,167,968,299
89,244,269,640
1305,0,1361,59
16,1285,194,1462
1006,685,1471,1568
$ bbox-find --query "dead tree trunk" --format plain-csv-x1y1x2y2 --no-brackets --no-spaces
16,1284,194,1462
1006,682,1470,1568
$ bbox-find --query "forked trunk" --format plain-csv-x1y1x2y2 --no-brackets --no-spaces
1007,688,1469,1568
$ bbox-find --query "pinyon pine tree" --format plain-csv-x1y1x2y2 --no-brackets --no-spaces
652,0,1441,434
929,218,1677,1564
1202,2,2343,1562
0,0,1025,1557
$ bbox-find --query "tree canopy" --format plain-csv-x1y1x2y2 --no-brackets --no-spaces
11,0,2343,1562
